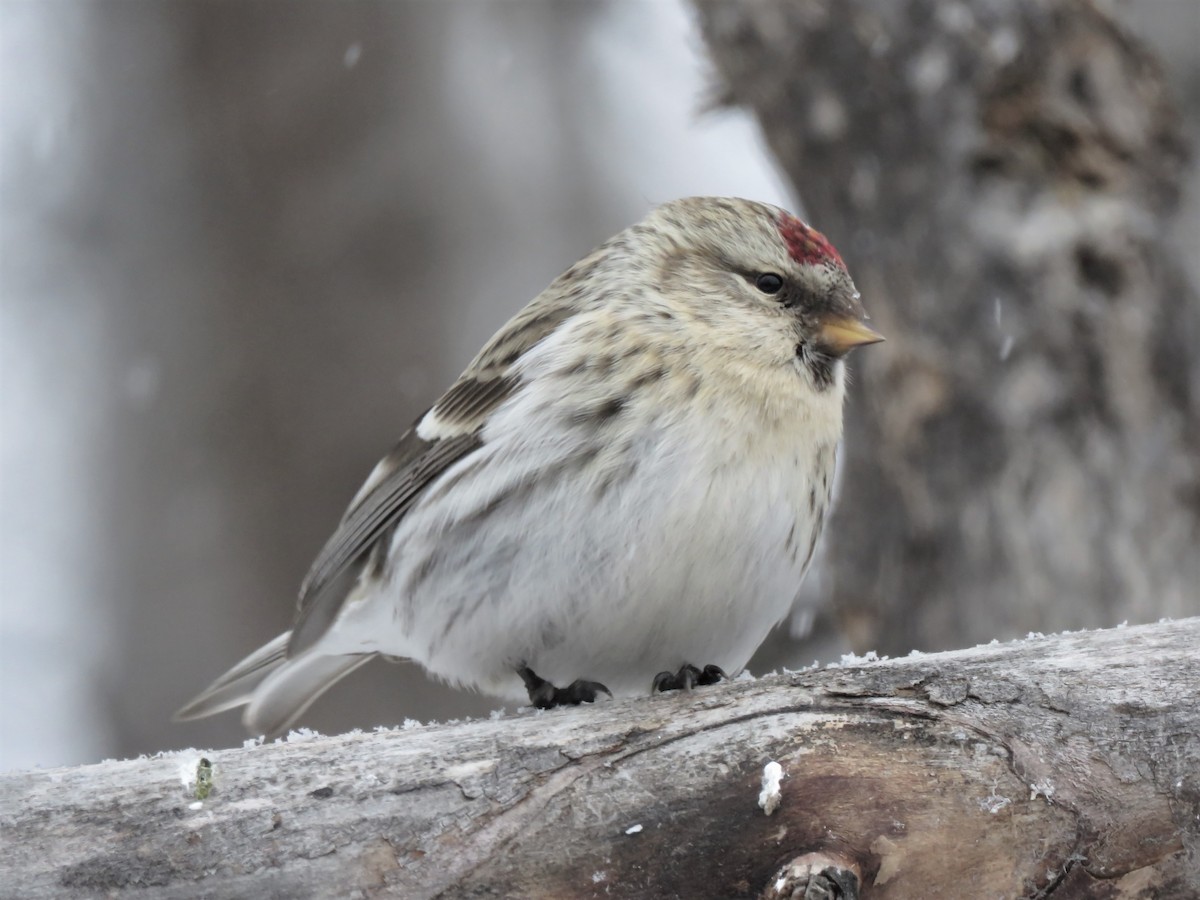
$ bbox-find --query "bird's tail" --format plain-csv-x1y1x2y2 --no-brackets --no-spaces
174,632,372,737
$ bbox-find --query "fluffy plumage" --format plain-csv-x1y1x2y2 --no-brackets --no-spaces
176,196,882,735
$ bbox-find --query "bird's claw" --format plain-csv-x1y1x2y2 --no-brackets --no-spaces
652,663,727,693
518,666,611,709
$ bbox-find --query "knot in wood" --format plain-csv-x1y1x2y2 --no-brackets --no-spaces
762,851,862,900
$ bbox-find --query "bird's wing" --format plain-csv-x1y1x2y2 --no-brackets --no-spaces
287,291,580,655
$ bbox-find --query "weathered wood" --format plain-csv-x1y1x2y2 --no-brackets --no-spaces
2,618,1197,898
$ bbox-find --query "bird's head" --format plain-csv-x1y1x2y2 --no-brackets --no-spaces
640,197,883,390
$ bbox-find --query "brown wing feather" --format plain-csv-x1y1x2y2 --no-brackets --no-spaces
286,284,587,656
289,429,483,653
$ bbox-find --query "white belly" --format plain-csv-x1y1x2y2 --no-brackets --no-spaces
329,393,835,700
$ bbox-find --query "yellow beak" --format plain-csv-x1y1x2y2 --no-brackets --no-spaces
817,315,885,356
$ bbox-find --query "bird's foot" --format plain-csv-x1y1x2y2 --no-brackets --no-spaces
518,666,611,709
652,663,727,693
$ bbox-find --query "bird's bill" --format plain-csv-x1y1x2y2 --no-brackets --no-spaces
817,315,885,356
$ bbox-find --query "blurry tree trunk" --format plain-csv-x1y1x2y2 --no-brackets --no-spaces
2,619,1197,898
63,2,620,761
694,0,1199,655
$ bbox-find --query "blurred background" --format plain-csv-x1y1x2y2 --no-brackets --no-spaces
2,0,1197,773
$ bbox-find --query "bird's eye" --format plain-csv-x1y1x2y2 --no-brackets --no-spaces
755,273,784,295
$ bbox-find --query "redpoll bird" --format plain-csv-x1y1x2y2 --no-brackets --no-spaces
176,196,882,735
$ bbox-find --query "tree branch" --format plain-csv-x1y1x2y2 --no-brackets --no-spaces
3,619,1197,898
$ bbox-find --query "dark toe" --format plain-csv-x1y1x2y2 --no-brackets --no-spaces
652,670,676,693
653,663,702,693
527,682,560,710
559,679,611,705
518,666,553,708
653,663,726,693
518,666,609,709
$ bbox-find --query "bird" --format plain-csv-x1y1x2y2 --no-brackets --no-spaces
175,196,883,736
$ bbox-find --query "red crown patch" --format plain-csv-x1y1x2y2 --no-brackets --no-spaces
778,213,846,271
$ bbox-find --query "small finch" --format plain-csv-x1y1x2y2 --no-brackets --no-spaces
176,197,882,735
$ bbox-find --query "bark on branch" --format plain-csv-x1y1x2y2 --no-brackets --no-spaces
3,618,1197,898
